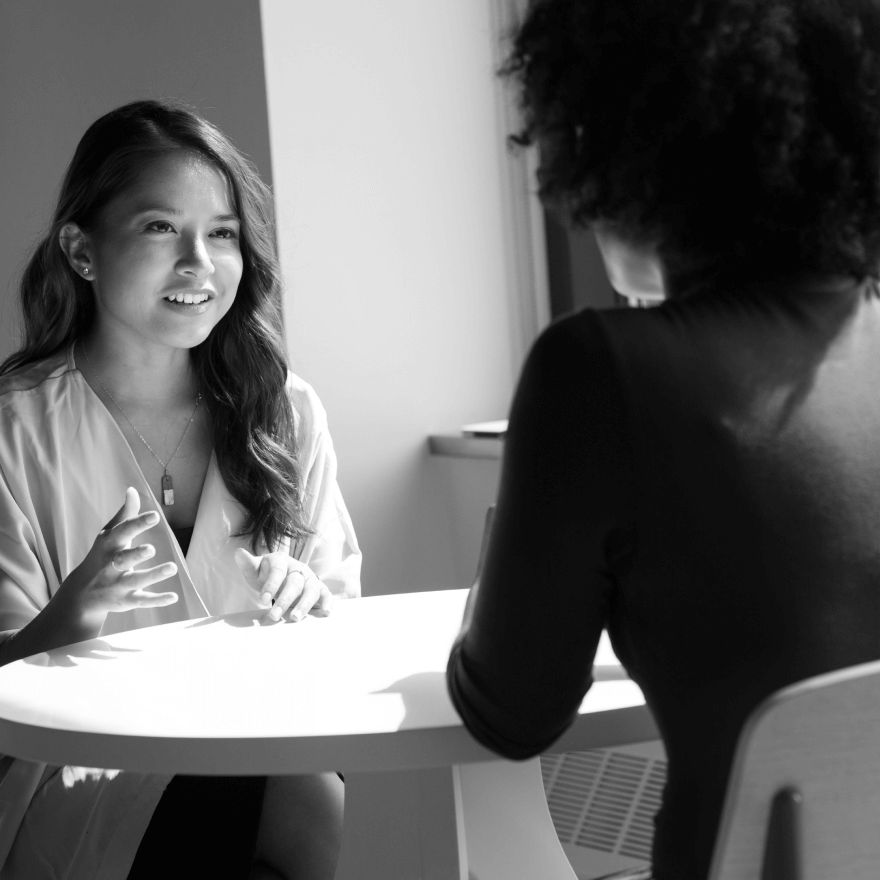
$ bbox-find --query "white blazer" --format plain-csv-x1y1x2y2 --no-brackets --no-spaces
0,347,361,879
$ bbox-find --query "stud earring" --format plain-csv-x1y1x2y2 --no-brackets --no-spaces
82,268,89,276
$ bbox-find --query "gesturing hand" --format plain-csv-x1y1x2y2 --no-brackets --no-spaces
235,548,333,622
56,487,179,630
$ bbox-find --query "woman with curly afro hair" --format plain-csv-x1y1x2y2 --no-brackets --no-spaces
448,2,880,878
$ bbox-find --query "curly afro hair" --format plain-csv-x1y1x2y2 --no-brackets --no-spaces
504,0,880,281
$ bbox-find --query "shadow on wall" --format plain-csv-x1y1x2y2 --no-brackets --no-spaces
356,445,500,598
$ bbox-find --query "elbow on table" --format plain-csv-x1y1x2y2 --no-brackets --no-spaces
446,646,578,761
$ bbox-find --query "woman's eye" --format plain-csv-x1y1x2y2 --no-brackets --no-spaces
212,227,239,240
146,221,175,233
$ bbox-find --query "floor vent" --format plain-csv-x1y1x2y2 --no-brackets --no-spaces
541,743,667,862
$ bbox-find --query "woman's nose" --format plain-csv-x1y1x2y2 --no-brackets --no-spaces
176,234,215,278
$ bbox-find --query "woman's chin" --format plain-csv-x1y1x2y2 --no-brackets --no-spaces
151,325,216,351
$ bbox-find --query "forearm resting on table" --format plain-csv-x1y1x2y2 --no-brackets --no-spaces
448,635,585,760
0,597,103,667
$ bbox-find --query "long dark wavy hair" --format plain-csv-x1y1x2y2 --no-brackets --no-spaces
503,0,880,284
1,99,310,552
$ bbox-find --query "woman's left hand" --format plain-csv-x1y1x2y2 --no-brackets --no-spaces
234,549,333,622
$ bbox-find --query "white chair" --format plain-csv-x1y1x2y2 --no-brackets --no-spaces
472,504,495,586
708,658,880,880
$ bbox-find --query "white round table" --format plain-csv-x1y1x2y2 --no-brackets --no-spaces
0,589,657,879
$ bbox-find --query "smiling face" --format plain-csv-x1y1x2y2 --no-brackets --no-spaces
82,151,243,355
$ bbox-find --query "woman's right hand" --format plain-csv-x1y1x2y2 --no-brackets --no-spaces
55,487,179,631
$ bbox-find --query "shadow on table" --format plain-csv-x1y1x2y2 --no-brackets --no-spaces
374,665,630,731
23,639,142,667
187,610,266,629
186,609,277,629
22,608,333,667
372,671,454,730
185,608,330,630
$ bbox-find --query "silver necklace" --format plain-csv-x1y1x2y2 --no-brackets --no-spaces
81,342,202,506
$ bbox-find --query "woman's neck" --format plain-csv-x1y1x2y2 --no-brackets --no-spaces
78,331,199,410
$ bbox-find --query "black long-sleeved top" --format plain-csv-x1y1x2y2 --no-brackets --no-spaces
447,280,880,880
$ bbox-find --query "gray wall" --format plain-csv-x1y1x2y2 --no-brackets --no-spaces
0,0,272,361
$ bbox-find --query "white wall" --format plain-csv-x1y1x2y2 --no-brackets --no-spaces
0,0,272,362
261,2,521,595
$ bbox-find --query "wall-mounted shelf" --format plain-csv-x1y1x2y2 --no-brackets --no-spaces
428,434,504,460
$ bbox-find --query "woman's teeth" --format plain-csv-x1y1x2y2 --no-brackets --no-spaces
165,292,210,304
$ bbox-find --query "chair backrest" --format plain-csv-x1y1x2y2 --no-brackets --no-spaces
472,504,496,588
708,658,880,880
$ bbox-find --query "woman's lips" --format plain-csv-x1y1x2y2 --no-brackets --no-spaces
163,290,212,304
162,297,212,314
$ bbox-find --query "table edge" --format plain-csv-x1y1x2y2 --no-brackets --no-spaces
0,705,658,774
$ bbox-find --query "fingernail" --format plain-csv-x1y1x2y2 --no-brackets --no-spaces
163,563,177,575
270,606,282,621
146,512,159,524
260,591,272,605
291,609,303,622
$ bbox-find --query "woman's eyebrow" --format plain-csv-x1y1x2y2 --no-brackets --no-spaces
132,204,183,217
130,205,239,222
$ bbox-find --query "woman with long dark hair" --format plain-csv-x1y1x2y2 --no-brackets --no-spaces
0,99,360,879
448,2,880,878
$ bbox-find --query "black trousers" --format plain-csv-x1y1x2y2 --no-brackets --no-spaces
126,774,268,879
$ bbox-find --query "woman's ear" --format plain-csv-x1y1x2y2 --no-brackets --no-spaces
58,223,94,280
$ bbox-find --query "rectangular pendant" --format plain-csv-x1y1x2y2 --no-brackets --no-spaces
161,473,174,506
